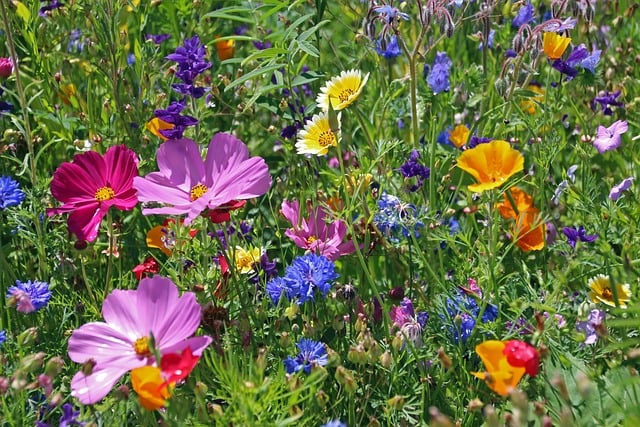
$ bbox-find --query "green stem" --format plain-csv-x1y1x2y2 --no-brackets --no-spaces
103,211,115,299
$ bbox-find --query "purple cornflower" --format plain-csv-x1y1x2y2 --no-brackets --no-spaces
166,36,211,98
576,309,606,345
609,177,633,201
39,0,63,16
591,91,624,116
7,280,52,313
424,52,452,94
0,176,25,209
593,120,628,153
145,33,171,45
283,338,328,374
562,226,598,249
266,254,338,305
512,2,534,28
153,100,199,139
376,34,402,58
397,150,430,191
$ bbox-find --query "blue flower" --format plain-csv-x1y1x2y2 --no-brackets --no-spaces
0,176,25,209
7,280,52,313
59,403,85,427
373,193,424,243
376,35,402,59
0,330,6,347
443,289,497,343
39,0,63,17
266,254,338,305
425,52,452,94
321,421,347,427
552,44,600,80
165,36,211,98
512,2,534,28
397,150,430,191
283,338,328,374
373,5,410,23
145,33,171,45
562,226,597,249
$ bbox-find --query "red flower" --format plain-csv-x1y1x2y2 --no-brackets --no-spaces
160,347,200,384
206,199,246,223
47,145,139,242
503,340,539,377
132,257,160,280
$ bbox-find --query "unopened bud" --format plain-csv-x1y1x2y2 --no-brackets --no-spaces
17,327,38,347
20,352,46,372
45,356,65,378
379,350,394,368
437,347,452,370
387,395,405,411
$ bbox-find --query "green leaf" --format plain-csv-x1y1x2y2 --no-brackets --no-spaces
11,1,31,22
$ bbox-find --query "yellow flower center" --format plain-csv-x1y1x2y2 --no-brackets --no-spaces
95,186,115,201
190,183,208,201
338,88,355,103
133,336,151,356
601,287,613,300
318,130,335,147
236,253,254,271
306,236,318,244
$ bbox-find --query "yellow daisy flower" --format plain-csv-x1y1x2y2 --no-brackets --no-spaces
316,69,369,112
588,274,632,308
542,32,571,60
234,246,262,274
456,140,524,193
296,112,341,156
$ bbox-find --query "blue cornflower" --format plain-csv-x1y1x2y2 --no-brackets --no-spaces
321,421,347,427
7,280,52,313
443,289,498,343
283,338,328,374
562,226,597,249
266,254,338,305
424,52,452,94
590,90,624,116
165,36,211,98
373,193,424,243
397,150,430,191
0,176,25,209
376,34,402,59
512,2,534,28
0,330,6,347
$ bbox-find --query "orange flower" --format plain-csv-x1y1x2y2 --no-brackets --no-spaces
146,219,197,256
512,208,545,252
471,340,526,396
456,140,524,193
131,366,172,410
542,32,571,60
520,84,545,115
495,187,534,219
215,37,234,61
449,124,470,148
145,117,174,140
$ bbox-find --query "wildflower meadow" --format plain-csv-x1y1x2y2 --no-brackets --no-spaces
2,0,640,425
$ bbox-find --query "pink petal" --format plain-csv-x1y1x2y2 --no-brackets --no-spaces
50,162,100,204
160,335,212,357
71,364,131,404
66,202,105,242
68,322,135,363
101,289,144,342
205,157,272,208
103,145,139,195
133,174,191,205
281,200,300,227
156,139,205,190
204,133,250,176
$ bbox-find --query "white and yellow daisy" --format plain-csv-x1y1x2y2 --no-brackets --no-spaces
588,274,632,308
296,112,341,156
316,69,369,112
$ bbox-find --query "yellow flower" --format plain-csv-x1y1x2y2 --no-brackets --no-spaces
316,69,369,112
542,32,571,60
520,84,545,115
296,112,341,156
145,117,174,140
234,246,262,274
588,275,631,308
471,340,526,396
215,37,234,61
131,366,172,411
456,140,524,193
449,124,470,148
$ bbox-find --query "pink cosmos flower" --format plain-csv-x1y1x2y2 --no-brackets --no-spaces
0,57,13,78
68,276,211,404
47,145,139,242
593,120,628,153
281,199,356,261
133,133,271,224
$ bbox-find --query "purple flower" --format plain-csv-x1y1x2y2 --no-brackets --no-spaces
165,36,211,98
390,298,428,347
397,150,430,191
7,280,52,313
609,177,633,200
512,2,534,28
591,91,624,116
376,34,402,59
153,100,199,139
425,52,452,94
373,5,410,23
562,226,598,249
283,338,328,374
593,120,628,153
59,403,85,427
552,44,600,79
133,133,272,224
479,29,495,50
0,175,25,209
39,0,63,16
576,309,605,345
145,33,171,45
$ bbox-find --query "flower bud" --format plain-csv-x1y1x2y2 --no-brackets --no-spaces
379,350,394,368
17,327,38,347
45,356,65,378
20,352,46,372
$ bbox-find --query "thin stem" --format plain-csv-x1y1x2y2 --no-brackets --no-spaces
103,211,115,299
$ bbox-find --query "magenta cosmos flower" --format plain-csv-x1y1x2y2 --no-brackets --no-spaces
133,133,271,224
47,145,139,242
281,199,356,261
593,120,628,153
68,276,211,404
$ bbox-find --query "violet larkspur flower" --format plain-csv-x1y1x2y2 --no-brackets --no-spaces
609,177,633,200
562,226,598,249
165,36,211,99
424,52,452,94
591,90,624,116
145,33,171,44
552,44,601,80
512,2,534,28
68,276,212,404
576,309,606,345
7,280,52,313
0,176,25,209
154,100,199,139
593,120,628,153
39,0,63,16
57,403,85,427
133,133,272,225
283,338,328,374
266,254,338,305
397,150,430,191
390,297,428,347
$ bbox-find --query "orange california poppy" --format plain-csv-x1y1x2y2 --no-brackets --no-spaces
145,117,174,140
471,340,526,396
215,38,234,61
449,124,470,148
131,366,172,410
542,32,571,60
512,208,546,251
456,140,524,193
495,187,534,220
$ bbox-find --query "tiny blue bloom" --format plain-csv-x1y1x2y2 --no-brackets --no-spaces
7,280,52,313
284,338,328,374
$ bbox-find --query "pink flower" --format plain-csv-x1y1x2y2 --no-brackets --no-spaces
609,177,633,200
0,57,13,78
593,120,628,153
68,276,211,404
47,145,139,242
133,133,271,224
281,199,356,261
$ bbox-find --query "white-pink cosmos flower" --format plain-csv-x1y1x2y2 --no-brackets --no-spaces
133,133,272,224
68,276,211,404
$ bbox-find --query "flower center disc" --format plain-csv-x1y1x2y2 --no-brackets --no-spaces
601,287,613,300
190,183,208,201
338,88,354,102
318,131,335,147
95,186,115,201
134,336,151,356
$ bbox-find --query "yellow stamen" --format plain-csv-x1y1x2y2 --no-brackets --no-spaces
95,186,115,201
133,336,151,356
190,184,208,201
